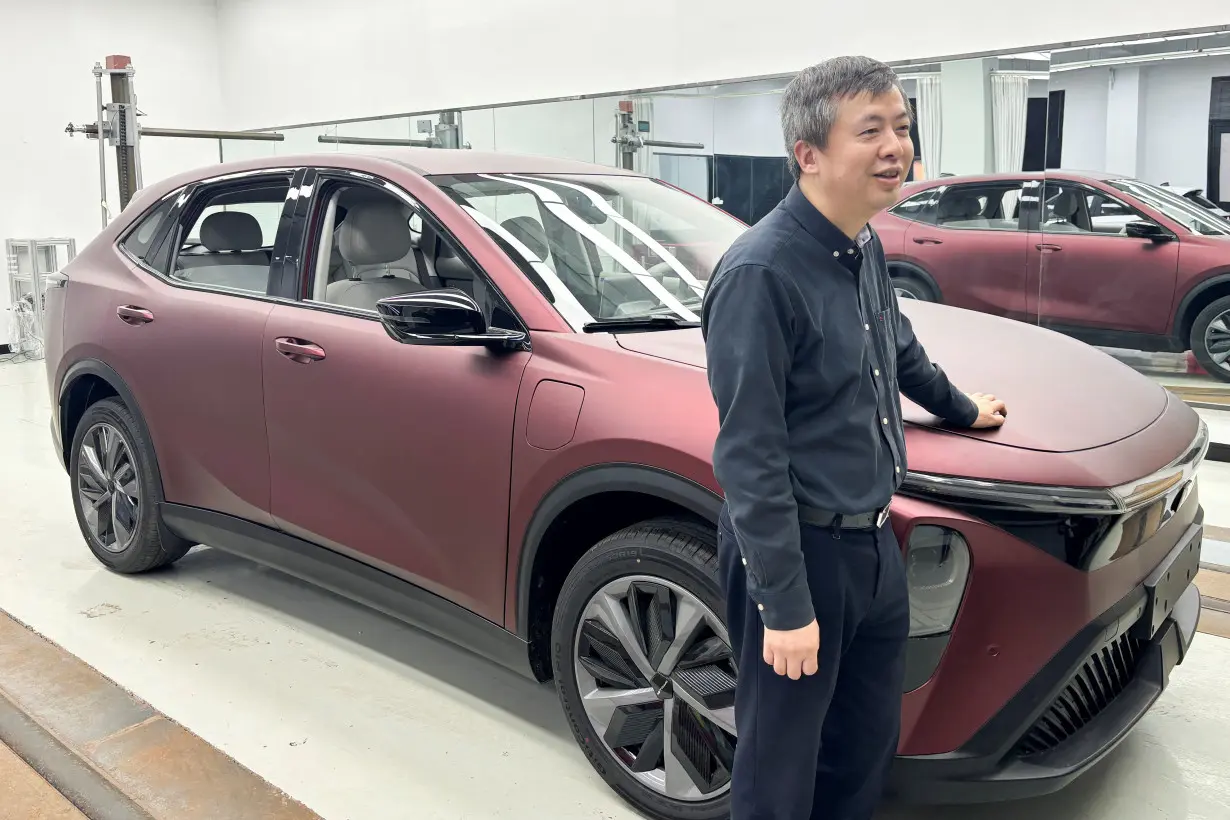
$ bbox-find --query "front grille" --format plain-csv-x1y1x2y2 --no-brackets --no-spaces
1013,630,1147,757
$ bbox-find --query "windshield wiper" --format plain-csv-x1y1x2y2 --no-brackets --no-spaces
582,315,701,333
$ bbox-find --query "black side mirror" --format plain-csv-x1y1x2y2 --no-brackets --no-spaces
1124,220,1172,242
376,288,528,351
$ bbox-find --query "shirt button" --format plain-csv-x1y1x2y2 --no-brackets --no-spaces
757,603,765,611
742,557,748,566
833,251,840,258
896,466,901,473
875,369,881,376
865,324,870,331
882,417,888,424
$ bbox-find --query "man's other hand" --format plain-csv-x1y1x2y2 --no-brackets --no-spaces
967,392,1007,428
763,619,820,679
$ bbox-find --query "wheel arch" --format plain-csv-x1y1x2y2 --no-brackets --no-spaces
514,463,722,681
1174,272,1230,341
887,260,942,301
58,359,166,498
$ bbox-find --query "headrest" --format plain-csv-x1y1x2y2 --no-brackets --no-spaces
337,201,413,266
1050,191,1080,219
501,216,548,260
200,211,263,251
939,196,979,220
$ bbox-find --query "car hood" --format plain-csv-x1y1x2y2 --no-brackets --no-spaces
614,302,1169,453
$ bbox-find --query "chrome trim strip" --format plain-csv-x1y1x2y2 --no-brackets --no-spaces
901,420,1209,516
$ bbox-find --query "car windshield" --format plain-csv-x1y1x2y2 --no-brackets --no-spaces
1108,178,1230,236
430,172,747,329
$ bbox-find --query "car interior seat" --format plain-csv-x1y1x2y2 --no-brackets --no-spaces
174,211,274,292
325,200,426,311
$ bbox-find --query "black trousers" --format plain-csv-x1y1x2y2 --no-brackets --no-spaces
718,504,910,820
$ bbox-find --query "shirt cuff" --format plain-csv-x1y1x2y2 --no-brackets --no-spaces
752,575,816,631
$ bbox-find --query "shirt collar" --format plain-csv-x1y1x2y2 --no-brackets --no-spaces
782,183,872,270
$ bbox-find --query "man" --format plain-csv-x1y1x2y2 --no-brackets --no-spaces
701,56,1007,820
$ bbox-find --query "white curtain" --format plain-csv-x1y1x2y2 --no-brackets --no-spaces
991,73,1030,173
915,75,943,180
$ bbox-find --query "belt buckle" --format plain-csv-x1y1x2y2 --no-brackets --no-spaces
876,504,891,528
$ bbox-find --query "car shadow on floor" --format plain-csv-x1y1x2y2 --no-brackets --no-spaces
167,545,573,743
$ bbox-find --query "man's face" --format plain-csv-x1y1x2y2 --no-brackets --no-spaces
798,88,915,217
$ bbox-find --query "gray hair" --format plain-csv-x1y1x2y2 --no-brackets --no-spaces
780,56,911,180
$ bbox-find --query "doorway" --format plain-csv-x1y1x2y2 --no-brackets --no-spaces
1208,119,1230,209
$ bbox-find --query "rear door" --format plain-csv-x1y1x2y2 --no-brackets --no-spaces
101,169,305,527
259,167,532,623
898,180,1032,322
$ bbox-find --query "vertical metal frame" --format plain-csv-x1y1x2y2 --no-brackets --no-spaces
5,238,77,356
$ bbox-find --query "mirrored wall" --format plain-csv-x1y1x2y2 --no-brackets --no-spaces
221,27,1230,420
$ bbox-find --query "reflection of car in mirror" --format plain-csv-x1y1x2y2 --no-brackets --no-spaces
44,150,1208,820
874,170,1230,381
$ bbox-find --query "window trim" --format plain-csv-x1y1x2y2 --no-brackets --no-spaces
116,166,307,303
279,166,532,337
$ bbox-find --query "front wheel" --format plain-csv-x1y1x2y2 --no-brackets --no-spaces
890,273,935,302
1190,295,1230,382
551,518,737,820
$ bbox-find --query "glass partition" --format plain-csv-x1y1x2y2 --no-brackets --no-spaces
1041,31,1230,405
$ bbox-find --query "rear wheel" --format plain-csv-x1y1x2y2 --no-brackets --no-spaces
69,398,193,573
1190,295,1230,382
551,518,737,820
890,271,935,302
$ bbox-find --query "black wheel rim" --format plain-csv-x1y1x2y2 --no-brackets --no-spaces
573,575,737,802
77,422,141,554
1204,309,1230,374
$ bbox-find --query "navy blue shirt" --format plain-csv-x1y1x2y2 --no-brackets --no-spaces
702,184,978,631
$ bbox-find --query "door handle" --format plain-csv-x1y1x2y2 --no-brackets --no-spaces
274,336,326,363
116,305,154,325
1036,243,1062,251
913,237,943,245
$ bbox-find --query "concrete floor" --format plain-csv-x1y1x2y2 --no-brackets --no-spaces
2,357,1229,820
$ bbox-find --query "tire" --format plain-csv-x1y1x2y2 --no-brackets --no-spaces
1190,294,1230,383
890,273,934,302
68,397,194,573
551,517,736,820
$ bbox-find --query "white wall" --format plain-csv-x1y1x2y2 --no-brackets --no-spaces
214,0,1230,130
0,0,226,346
1051,54,1230,186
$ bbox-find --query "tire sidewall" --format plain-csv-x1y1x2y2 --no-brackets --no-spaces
1190,295,1230,383
551,524,730,820
68,398,163,571
891,275,932,302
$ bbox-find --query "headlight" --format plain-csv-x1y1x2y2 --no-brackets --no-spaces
905,526,970,638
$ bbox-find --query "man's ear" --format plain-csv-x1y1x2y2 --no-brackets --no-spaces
793,140,820,176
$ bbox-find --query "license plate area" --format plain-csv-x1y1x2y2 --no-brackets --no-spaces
1133,524,1202,641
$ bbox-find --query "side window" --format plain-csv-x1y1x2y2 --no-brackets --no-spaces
168,176,292,295
1042,182,1151,236
889,188,941,224
302,180,520,330
119,194,178,269
935,183,1025,231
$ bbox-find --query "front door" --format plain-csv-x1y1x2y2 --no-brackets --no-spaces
260,171,531,623
1027,179,1179,338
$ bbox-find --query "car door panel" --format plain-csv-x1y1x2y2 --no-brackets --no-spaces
261,303,529,622
1026,181,1180,335
903,223,1030,322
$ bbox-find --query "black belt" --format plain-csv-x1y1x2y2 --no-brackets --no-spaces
799,503,891,532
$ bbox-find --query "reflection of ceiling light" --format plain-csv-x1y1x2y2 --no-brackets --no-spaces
1051,45,1230,71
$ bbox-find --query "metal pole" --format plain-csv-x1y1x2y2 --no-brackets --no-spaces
641,139,706,150
94,66,108,228
141,126,285,141
109,69,139,211
317,134,435,147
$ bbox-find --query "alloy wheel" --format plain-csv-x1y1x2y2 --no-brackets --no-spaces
894,286,918,300
76,422,141,554
1203,308,1230,374
573,575,737,802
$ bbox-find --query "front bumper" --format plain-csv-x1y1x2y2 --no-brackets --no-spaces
890,523,1203,804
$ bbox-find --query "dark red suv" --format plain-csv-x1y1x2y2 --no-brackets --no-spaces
871,171,1230,381
44,150,1208,820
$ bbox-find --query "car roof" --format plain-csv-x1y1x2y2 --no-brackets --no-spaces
902,169,1127,190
